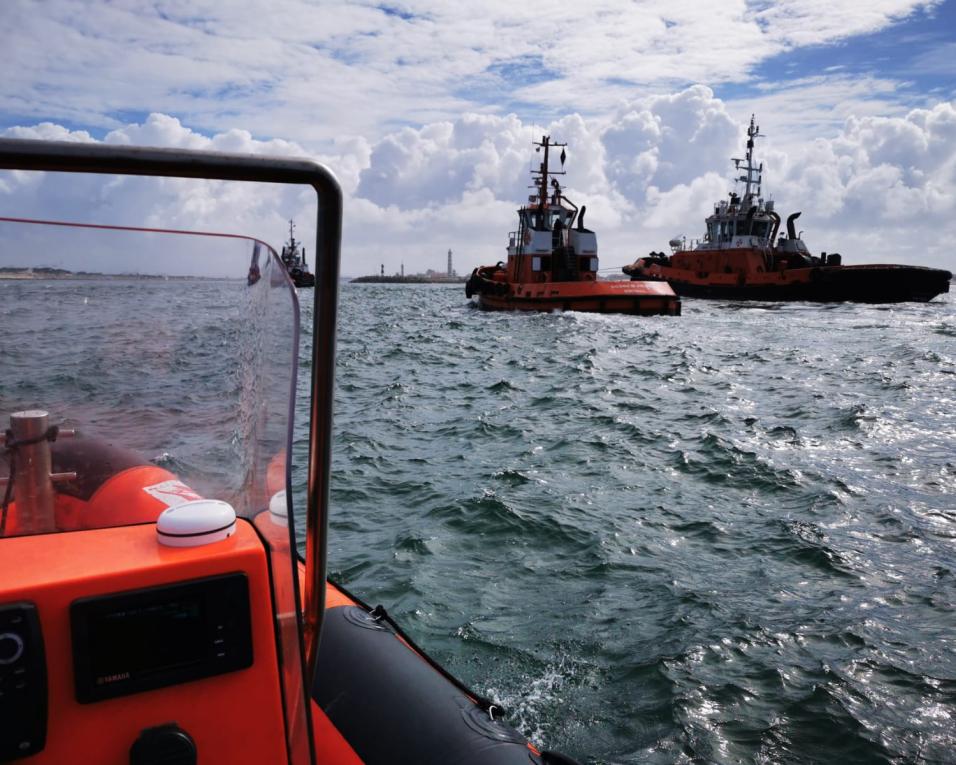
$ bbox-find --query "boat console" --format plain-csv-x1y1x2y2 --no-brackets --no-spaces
0,519,286,764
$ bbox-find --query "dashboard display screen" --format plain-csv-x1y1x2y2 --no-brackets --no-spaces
88,597,207,679
71,574,252,703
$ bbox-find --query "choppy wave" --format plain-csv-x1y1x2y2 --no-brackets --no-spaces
309,286,956,764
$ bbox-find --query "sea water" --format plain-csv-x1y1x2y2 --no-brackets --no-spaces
3,278,954,763
313,285,955,764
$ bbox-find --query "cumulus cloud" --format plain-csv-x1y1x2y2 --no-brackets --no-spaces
0,114,321,275
602,86,740,203
357,116,522,209
3,123,95,143
3,88,955,275
777,102,956,232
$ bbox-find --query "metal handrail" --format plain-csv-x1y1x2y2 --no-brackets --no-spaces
0,137,342,764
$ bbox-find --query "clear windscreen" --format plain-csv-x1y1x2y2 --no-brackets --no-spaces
0,213,299,536
0,157,327,765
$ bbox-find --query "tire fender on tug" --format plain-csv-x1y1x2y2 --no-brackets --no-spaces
465,269,479,298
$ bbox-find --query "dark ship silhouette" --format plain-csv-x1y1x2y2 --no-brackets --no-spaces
281,219,315,288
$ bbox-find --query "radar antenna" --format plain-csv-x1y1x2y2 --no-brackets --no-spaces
731,115,764,204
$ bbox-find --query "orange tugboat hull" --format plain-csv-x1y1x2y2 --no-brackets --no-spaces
624,258,951,303
475,278,680,315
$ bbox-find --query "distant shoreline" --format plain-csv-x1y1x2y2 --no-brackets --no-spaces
0,268,218,281
350,275,467,284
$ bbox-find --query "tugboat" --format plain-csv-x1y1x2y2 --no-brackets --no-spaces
623,116,952,302
281,219,315,288
467,136,680,316
0,139,581,765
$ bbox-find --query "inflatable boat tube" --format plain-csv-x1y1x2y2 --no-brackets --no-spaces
313,588,581,765
1,434,190,533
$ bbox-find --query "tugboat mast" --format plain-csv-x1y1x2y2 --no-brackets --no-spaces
531,135,566,209
732,115,763,204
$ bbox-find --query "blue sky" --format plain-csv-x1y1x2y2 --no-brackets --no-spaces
1,1,955,273
718,1,955,102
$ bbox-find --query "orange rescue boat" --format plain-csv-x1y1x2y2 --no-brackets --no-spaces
0,139,580,765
